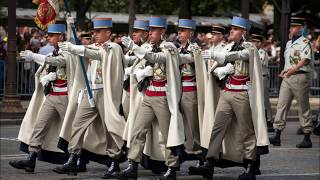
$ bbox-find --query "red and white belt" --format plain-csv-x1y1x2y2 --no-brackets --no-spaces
224,75,249,92
145,80,167,96
182,76,197,92
50,79,68,96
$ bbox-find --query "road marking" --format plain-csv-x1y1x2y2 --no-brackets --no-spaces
0,154,28,160
259,173,320,176
0,137,19,141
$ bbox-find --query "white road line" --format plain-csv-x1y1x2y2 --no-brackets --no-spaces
0,137,19,141
0,154,27,160
259,173,320,176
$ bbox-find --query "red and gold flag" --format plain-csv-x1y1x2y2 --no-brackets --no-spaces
33,0,60,30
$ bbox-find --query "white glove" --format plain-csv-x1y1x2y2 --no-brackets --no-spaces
58,42,85,56
66,16,74,25
201,50,225,64
121,36,134,50
201,50,212,60
134,65,153,82
213,63,234,80
124,66,133,80
20,50,46,65
188,43,199,51
40,72,56,87
20,50,34,61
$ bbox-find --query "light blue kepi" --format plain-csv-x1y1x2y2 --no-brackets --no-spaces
149,17,167,28
231,16,251,30
133,20,149,31
178,19,196,30
47,24,66,34
93,18,113,29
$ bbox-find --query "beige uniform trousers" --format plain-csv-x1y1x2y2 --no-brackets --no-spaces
274,73,313,133
122,91,130,120
69,90,121,158
29,95,68,152
128,95,179,167
181,91,201,154
263,75,272,122
206,90,256,161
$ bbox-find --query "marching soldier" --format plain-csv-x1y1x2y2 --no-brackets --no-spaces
54,18,126,178
189,16,269,180
122,20,150,119
250,33,274,132
175,19,202,159
196,24,227,166
9,24,78,172
119,17,185,179
269,17,314,148
209,25,226,51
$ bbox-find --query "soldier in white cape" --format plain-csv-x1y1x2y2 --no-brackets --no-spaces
119,17,185,179
189,16,269,180
9,24,78,173
54,18,126,178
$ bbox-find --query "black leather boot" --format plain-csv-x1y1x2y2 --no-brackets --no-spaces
296,133,312,148
53,153,79,175
157,167,177,180
9,151,37,173
254,156,261,175
102,160,120,179
267,121,274,132
296,127,304,135
77,157,87,172
188,159,214,180
118,160,138,179
238,160,256,180
269,129,281,146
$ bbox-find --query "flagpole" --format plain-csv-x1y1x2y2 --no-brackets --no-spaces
63,0,95,107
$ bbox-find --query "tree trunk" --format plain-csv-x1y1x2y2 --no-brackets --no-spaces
128,0,136,35
179,0,191,19
75,0,93,31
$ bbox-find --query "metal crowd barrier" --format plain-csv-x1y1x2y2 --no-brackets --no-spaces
6,61,320,99
16,60,39,97
268,63,320,97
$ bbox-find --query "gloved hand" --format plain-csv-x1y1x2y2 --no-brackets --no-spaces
188,43,199,51
121,36,134,50
213,63,234,80
20,50,46,65
66,16,74,25
40,72,56,87
20,50,34,61
201,49,225,64
134,65,153,82
58,42,85,56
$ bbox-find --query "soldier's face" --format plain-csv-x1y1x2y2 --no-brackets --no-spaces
229,26,246,42
290,25,303,37
149,27,164,44
93,29,111,44
132,29,146,44
211,32,224,44
251,40,261,49
178,28,192,44
47,33,63,47
81,38,91,45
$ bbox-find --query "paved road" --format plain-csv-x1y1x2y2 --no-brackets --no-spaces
0,121,319,180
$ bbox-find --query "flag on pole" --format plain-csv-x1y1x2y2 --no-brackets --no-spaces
33,0,60,30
